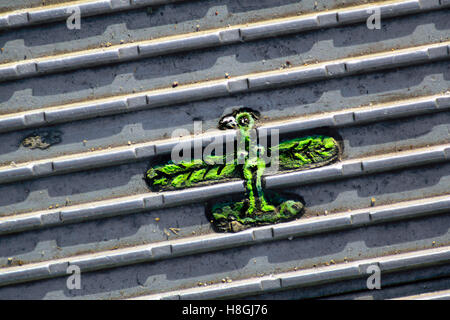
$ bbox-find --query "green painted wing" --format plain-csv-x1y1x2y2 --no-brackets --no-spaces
146,135,340,191
270,135,340,171
146,155,241,191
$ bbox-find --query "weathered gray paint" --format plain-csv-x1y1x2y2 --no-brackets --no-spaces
0,0,449,300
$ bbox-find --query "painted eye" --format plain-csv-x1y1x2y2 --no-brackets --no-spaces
239,116,249,125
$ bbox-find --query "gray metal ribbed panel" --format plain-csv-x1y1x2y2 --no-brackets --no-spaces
0,0,449,300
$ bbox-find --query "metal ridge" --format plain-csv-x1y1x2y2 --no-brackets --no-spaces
0,143,449,234
0,93,448,185
0,42,448,133
0,0,448,81
0,195,449,288
133,245,450,299
0,0,187,30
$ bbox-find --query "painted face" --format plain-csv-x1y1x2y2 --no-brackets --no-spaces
218,115,238,129
219,108,259,130
235,112,254,129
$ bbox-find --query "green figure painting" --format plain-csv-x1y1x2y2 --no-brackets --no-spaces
145,109,341,232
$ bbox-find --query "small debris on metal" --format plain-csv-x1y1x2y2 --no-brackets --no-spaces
21,130,62,150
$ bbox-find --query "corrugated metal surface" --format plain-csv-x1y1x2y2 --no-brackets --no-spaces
0,0,449,300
